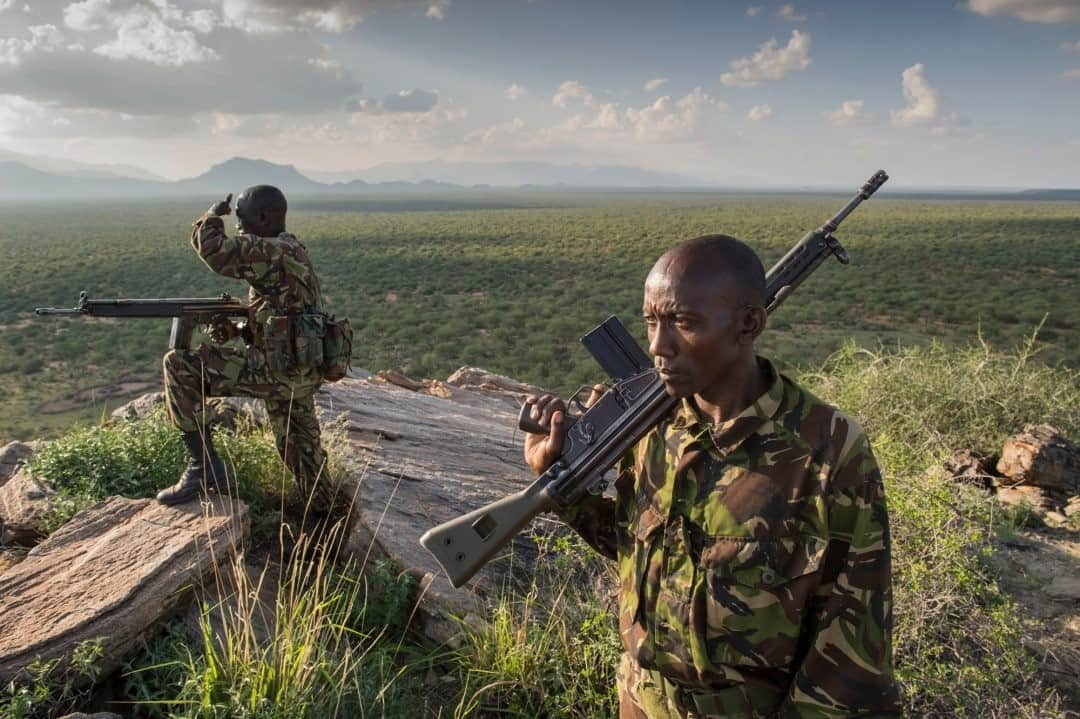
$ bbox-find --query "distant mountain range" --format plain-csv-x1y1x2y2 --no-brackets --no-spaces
304,159,704,187
0,155,706,200
0,153,1077,200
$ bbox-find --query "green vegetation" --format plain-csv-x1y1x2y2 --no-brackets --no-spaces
0,639,105,719
28,406,300,539
7,335,1073,717
3,195,1076,716
1,194,1076,441
806,337,1077,716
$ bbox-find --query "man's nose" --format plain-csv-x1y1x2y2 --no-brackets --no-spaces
648,323,675,358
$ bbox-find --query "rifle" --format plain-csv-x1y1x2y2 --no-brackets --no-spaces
35,291,248,350
420,170,890,588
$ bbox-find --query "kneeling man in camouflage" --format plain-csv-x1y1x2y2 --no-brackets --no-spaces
157,186,335,510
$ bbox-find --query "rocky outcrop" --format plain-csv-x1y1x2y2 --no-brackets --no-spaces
0,495,247,685
110,392,268,427
0,467,56,545
997,424,1079,496
328,369,554,643
0,440,35,488
944,425,1079,528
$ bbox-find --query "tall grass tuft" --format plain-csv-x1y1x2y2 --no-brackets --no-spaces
451,533,621,718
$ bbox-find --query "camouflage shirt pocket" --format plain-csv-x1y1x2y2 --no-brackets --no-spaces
620,505,666,639
700,534,827,669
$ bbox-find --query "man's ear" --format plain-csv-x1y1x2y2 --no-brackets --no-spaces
738,305,767,345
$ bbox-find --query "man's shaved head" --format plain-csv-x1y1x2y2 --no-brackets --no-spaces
650,234,766,307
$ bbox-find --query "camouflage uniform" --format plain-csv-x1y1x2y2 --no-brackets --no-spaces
560,359,901,718
163,212,329,502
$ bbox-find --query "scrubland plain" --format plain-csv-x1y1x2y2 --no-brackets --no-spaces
0,193,1075,442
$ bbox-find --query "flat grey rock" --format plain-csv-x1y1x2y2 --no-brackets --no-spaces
0,495,247,685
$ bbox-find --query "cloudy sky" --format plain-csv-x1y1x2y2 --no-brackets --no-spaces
1,0,1078,187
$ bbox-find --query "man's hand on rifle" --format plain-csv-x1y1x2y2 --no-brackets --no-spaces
206,317,238,344
523,384,604,475
208,193,233,217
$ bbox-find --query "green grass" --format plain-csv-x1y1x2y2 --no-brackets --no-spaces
1,194,1076,441
26,405,333,540
8,335,1076,718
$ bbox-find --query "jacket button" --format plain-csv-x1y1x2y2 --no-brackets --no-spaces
760,568,778,584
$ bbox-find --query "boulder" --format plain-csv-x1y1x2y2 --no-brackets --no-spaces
0,495,247,685
942,449,996,487
109,391,165,421
0,467,56,545
996,484,1056,514
1044,575,1080,602
111,391,268,428
997,424,1080,495
0,440,35,488
328,368,555,644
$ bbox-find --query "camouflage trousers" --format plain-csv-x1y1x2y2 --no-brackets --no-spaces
617,654,783,719
163,344,329,506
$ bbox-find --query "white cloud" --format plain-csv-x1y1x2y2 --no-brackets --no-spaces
585,87,727,143
1063,39,1080,52
0,23,65,65
776,4,807,21
0,93,196,138
0,0,14,10
827,99,866,126
553,79,595,108
425,0,449,20
891,63,939,127
485,87,728,153
965,0,1080,24
220,0,444,33
1062,67,1080,80
96,11,217,65
465,116,525,145
0,27,359,116
504,82,527,100
63,0,218,66
746,5,762,17
747,104,773,120
347,88,440,114
720,30,811,87
643,77,669,91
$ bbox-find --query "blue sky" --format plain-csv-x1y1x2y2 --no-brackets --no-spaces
0,0,1077,187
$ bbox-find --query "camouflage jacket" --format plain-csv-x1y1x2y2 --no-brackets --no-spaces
560,358,901,717
191,212,324,350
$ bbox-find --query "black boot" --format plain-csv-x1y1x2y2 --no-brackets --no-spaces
156,428,227,505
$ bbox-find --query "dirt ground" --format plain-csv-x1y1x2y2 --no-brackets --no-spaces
990,525,1080,715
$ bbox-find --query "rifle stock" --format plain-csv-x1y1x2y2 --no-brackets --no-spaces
420,171,889,588
420,480,557,587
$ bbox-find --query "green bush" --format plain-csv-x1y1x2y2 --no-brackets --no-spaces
28,406,297,537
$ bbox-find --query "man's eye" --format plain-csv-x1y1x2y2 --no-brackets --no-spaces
674,317,694,329
643,316,657,326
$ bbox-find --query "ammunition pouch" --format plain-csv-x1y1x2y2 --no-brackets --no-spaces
294,313,326,370
263,315,294,373
320,315,353,382
261,311,351,381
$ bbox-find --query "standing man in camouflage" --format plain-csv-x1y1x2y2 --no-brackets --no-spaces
524,235,901,718
157,186,330,509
